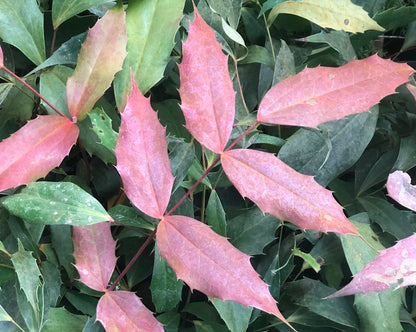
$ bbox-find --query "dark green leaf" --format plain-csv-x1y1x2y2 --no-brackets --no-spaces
239,45,274,68
2,182,111,226
89,108,118,156
206,190,227,236
108,205,155,230
41,307,88,332
392,134,416,172
169,139,195,193
374,6,416,31
273,39,296,85
211,298,252,332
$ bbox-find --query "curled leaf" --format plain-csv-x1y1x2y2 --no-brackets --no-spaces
221,149,358,234
387,170,416,212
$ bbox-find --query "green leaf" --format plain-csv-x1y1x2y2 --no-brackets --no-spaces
52,0,115,29
211,298,252,332
227,207,280,255
374,6,416,31
150,245,183,312
238,45,274,68
0,0,45,65
114,0,185,108
206,190,227,236
169,140,195,193
50,225,77,281
273,39,296,85
11,241,42,325
278,107,378,187
2,182,111,226
392,134,416,172
108,205,155,230
0,304,13,322
89,108,118,155
40,307,88,332
292,248,321,273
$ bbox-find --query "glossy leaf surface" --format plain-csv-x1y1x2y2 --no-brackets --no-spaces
386,170,416,212
2,182,112,226
257,55,413,127
328,233,416,298
114,0,185,108
0,0,45,65
221,149,358,234
66,5,127,121
157,215,292,329
0,115,79,192
267,0,384,33
115,75,174,219
179,7,235,153
97,291,164,332
73,222,116,291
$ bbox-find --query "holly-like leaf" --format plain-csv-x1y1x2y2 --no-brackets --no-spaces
387,170,416,212
257,55,413,128
327,233,416,298
2,182,112,226
0,115,79,192
115,74,174,219
96,291,164,332
66,5,127,121
73,222,116,292
156,215,293,329
267,0,384,33
221,149,358,234
179,7,235,154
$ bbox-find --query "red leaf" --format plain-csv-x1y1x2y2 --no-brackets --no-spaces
157,215,293,330
66,5,127,121
178,6,235,154
221,149,358,234
257,55,413,127
327,234,416,298
0,115,79,192
97,291,163,332
387,170,416,212
115,74,174,219
73,222,116,292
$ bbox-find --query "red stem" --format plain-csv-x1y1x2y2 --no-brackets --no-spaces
1,65,67,118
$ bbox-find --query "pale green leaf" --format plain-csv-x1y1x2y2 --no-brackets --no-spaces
268,0,384,33
212,298,252,332
2,182,111,226
292,248,321,273
0,0,45,65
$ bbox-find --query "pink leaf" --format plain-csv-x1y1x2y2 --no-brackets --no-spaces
115,74,174,219
387,170,416,212
0,45,3,67
157,215,294,330
66,5,127,121
221,149,358,235
257,55,414,127
0,115,79,192
327,234,416,298
97,291,163,332
73,222,116,292
178,6,235,154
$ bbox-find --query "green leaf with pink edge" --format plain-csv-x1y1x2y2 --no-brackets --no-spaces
97,291,164,332
115,74,174,219
221,149,358,235
66,4,127,122
0,115,79,192
73,222,116,292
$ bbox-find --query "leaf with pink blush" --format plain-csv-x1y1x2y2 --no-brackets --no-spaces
387,170,416,212
327,233,416,298
97,291,163,332
0,115,79,192
66,5,127,121
221,149,358,235
157,215,294,330
178,6,235,154
0,45,3,67
257,55,413,127
73,222,116,292
115,74,174,219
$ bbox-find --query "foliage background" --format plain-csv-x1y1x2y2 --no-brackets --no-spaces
0,0,416,331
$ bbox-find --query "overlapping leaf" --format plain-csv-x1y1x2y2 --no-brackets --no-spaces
327,233,416,298
221,149,358,234
97,291,163,332
157,215,293,329
66,5,127,121
257,55,413,128
178,7,235,154
387,171,416,212
73,222,116,291
115,75,174,219
267,0,384,33
0,115,79,192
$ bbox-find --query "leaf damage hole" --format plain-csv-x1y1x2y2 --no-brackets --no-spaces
344,18,349,25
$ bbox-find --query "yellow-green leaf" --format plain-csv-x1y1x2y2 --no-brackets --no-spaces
267,0,384,33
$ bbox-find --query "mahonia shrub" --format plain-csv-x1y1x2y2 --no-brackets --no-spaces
0,0,416,331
